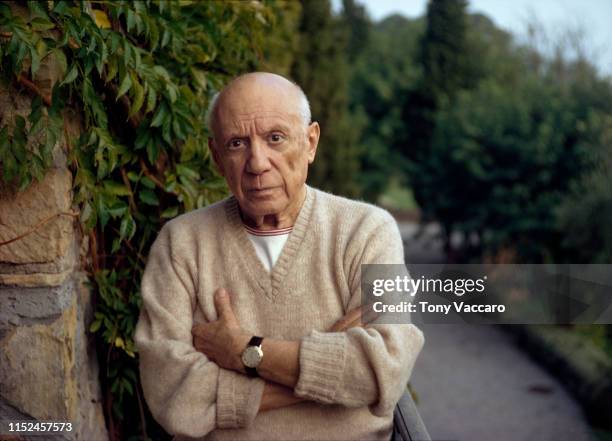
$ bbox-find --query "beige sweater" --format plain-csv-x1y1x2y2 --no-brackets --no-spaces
134,185,425,441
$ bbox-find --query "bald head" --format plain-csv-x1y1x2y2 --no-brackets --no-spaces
206,72,311,141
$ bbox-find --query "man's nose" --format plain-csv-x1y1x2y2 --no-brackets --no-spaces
245,139,272,175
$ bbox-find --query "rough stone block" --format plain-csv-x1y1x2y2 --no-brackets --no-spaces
0,167,74,266
0,296,78,421
0,277,74,329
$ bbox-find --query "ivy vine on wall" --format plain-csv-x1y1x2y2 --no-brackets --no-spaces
0,1,284,439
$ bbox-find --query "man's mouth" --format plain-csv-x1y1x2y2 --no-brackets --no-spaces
247,187,278,194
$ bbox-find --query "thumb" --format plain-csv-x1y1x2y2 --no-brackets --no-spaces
214,288,236,321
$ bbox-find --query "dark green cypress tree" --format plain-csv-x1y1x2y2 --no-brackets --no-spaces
400,0,471,163
420,0,470,101
341,0,370,63
290,0,361,197
398,0,472,252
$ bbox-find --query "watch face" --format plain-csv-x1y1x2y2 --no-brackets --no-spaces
242,345,263,368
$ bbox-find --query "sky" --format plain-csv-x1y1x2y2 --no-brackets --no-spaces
331,0,612,76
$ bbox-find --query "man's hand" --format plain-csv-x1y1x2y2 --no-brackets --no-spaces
192,290,378,387
328,303,379,332
192,288,250,372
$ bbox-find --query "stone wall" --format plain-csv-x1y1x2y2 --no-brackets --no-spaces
0,44,109,441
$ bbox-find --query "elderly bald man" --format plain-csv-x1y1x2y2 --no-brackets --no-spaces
134,72,424,441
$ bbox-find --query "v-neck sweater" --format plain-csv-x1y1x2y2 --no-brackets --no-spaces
244,227,291,272
134,185,425,441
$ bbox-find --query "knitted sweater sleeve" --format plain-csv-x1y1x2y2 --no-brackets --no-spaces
134,223,265,438
294,213,425,416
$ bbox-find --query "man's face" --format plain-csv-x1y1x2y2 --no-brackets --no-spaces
209,81,319,219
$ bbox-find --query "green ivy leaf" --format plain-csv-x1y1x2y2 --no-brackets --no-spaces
150,101,167,127
134,129,149,150
146,142,159,163
145,85,157,113
103,181,131,196
15,41,27,70
176,163,200,180
140,176,156,189
29,116,45,137
110,32,121,54
83,79,108,128
52,1,69,15
129,74,145,117
161,28,170,48
30,47,40,77
96,196,110,229
89,319,102,333
27,1,49,19
126,9,135,32
108,201,128,218
111,237,121,254
13,115,27,149
1,150,17,182
95,37,108,75
161,206,179,218
119,214,136,241
30,17,55,31
60,63,78,86
123,377,134,396
52,48,67,77
138,189,158,206
105,56,118,82
165,83,177,103
116,71,132,100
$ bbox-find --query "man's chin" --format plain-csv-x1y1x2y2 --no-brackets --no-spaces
239,195,286,216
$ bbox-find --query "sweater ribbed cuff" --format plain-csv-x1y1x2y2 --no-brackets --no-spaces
216,368,265,429
294,330,347,403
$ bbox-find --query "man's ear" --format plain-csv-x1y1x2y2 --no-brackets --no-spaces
306,122,320,164
208,137,225,176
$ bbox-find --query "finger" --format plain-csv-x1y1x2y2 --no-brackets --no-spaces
342,312,366,330
361,303,381,325
341,304,381,330
342,305,365,325
214,288,235,320
191,324,202,335
330,305,365,331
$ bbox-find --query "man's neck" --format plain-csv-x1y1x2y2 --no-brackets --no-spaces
239,186,307,230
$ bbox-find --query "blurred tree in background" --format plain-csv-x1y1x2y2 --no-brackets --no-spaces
397,0,475,250
350,0,612,264
286,0,612,264
349,14,423,201
291,0,361,197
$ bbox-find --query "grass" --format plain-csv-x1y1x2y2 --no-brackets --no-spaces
377,177,419,212
572,324,612,359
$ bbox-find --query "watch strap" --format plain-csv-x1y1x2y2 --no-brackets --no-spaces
248,336,263,347
245,336,263,378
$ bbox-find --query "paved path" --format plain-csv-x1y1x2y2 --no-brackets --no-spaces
410,324,593,441
400,222,594,441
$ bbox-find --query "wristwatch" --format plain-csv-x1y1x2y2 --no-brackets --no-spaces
241,336,264,378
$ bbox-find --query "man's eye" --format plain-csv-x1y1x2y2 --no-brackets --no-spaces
269,133,284,144
228,139,245,149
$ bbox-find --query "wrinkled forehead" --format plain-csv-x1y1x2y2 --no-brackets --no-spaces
219,111,294,135
215,84,303,133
